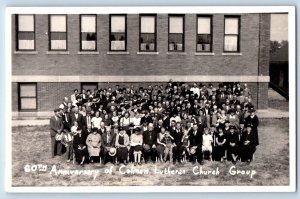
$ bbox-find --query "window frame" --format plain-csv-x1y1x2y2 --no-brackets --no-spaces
139,14,157,52
196,15,213,53
15,14,36,51
168,14,185,52
18,82,38,112
79,14,97,52
48,14,68,51
109,14,127,52
223,15,241,53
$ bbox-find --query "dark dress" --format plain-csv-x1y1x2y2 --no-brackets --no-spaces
117,135,128,161
227,132,239,161
73,133,89,164
239,130,257,161
245,115,259,145
213,133,227,161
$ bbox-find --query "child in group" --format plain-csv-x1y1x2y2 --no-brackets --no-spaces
202,127,213,161
61,130,74,162
181,127,190,162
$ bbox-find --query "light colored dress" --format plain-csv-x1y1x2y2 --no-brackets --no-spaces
86,133,101,156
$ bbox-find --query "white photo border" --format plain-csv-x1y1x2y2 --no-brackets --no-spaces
5,6,296,193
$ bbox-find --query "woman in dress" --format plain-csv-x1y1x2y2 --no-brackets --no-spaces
86,127,102,163
115,127,130,165
213,127,227,162
120,112,131,132
91,111,102,130
130,127,143,166
239,124,258,163
73,126,89,166
156,127,167,162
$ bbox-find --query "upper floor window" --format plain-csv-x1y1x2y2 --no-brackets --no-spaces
197,16,212,52
80,14,97,51
168,15,184,52
110,14,127,51
49,15,67,51
224,16,240,52
16,14,35,51
140,15,156,52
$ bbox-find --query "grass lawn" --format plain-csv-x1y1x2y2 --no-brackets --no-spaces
11,118,289,186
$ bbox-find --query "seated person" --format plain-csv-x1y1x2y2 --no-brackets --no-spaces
227,125,239,164
101,126,116,164
86,127,102,163
115,127,130,165
202,127,213,161
213,127,227,162
130,127,143,166
143,123,157,163
239,124,258,163
73,126,89,166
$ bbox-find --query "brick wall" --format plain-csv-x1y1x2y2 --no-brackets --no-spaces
12,14,264,76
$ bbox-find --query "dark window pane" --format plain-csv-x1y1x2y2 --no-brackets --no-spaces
81,32,96,41
169,33,183,51
50,32,67,40
140,33,155,51
18,32,35,40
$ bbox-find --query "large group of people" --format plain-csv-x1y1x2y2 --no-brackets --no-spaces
49,80,259,166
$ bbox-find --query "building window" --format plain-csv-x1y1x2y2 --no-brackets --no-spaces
16,14,35,51
110,14,127,51
18,83,37,111
139,15,156,52
81,83,98,93
49,15,67,51
197,16,212,52
168,15,184,52
80,15,97,51
224,16,240,52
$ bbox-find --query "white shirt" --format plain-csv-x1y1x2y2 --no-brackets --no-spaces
91,117,102,129
203,134,213,147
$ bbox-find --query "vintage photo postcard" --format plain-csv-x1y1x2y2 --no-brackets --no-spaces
5,6,296,192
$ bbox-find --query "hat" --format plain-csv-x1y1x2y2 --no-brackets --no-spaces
190,147,196,155
143,144,151,151
108,147,117,156
249,107,256,113
245,123,252,128
134,127,142,133
92,127,98,133
229,125,236,130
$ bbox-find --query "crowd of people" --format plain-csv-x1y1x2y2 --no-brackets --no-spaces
49,81,259,166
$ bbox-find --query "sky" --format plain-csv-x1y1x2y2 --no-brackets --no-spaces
270,14,288,41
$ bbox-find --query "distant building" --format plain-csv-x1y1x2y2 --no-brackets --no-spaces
269,43,289,99
11,13,271,119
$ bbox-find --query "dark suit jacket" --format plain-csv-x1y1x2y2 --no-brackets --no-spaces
70,112,84,127
50,116,63,137
143,130,157,146
98,127,107,136
188,129,203,148
61,113,71,131
170,129,183,146
83,115,92,129
102,132,116,148
73,133,87,149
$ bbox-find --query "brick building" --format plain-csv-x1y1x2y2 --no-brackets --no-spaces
11,13,270,119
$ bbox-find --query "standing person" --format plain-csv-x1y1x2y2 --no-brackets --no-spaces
213,127,227,162
61,129,74,162
70,106,84,128
115,127,130,165
73,127,89,166
227,126,239,164
189,123,203,165
245,107,260,145
171,122,183,164
86,127,102,163
91,111,102,130
143,123,157,163
49,109,63,158
240,124,258,163
130,127,143,166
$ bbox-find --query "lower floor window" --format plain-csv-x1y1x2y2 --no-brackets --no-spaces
18,83,37,111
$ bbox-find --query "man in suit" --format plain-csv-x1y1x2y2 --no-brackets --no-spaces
50,108,63,158
98,122,107,135
189,123,203,164
61,107,71,132
171,122,183,164
70,106,84,128
143,123,157,163
83,109,92,130
101,127,116,164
